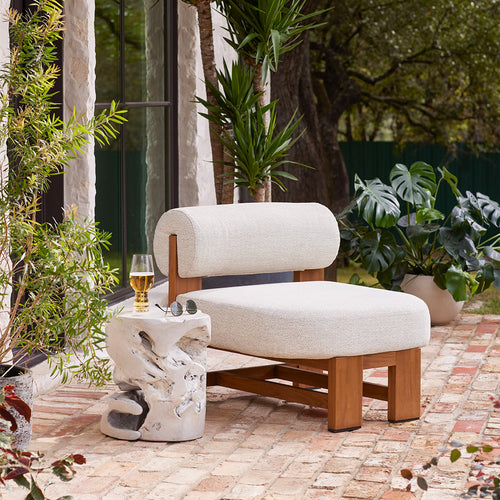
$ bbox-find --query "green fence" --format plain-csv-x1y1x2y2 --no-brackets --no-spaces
340,142,500,213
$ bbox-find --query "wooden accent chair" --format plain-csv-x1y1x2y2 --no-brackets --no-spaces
153,203,430,432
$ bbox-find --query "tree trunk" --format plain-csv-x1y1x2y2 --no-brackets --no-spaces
253,64,272,202
253,186,266,202
195,0,224,204
221,133,234,204
271,33,330,209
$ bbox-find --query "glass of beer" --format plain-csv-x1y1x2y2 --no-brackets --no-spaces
129,254,154,312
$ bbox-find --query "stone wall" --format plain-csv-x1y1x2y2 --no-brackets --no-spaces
63,0,96,220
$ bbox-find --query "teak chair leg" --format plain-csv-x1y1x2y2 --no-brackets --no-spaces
388,348,421,422
328,356,363,432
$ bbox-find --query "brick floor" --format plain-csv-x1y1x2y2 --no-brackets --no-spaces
4,313,500,499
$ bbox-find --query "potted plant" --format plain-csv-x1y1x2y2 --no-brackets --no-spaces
0,0,126,447
339,161,500,324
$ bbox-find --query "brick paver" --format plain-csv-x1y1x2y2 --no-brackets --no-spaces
4,314,500,499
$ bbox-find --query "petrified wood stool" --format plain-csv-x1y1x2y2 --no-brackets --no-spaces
100,308,211,441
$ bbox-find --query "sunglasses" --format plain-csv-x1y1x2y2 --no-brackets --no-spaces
155,300,197,317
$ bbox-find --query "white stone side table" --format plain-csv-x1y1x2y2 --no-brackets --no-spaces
100,308,211,441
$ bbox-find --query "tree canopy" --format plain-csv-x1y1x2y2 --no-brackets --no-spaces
272,0,500,212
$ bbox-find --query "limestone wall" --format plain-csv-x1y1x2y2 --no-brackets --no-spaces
63,0,96,220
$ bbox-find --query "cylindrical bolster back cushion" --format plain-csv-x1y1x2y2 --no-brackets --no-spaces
153,202,340,278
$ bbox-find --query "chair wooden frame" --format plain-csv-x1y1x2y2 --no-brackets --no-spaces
169,235,421,432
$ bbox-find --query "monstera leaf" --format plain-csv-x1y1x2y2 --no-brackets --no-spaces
438,166,462,198
450,205,487,237
354,175,400,228
359,230,399,274
438,227,476,263
416,207,444,224
475,261,496,294
476,192,500,227
445,265,478,301
389,162,436,206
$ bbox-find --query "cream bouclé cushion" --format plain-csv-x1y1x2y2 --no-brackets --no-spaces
153,202,340,278
179,281,431,359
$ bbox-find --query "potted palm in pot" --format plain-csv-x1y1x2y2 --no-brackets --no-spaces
0,0,126,448
340,161,500,324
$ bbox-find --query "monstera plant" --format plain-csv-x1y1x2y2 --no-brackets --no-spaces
340,161,500,302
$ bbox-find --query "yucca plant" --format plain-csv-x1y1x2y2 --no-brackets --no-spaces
216,0,324,90
219,100,305,201
196,60,260,130
214,0,324,201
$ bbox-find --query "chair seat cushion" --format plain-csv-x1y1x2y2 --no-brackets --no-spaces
178,281,431,359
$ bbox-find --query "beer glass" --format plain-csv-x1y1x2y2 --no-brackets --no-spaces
129,254,154,312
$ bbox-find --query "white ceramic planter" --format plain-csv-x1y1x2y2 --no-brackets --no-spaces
401,274,464,326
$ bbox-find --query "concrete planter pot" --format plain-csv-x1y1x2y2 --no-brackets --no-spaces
0,365,33,450
401,274,464,326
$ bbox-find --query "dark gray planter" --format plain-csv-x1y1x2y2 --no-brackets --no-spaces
0,365,33,450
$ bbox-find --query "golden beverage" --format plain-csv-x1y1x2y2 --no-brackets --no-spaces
129,272,155,293
130,272,154,311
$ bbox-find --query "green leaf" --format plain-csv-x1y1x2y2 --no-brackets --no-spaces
475,192,500,227
438,166,461,198
484,246,500,263
359,230,399,274
390,162,436,205
466,445,479,453
13,475,30,490
28,478,45,500
416,207,444,224
445,265,475,301
354,175,400,228
450,448,462,462
482,445,493,453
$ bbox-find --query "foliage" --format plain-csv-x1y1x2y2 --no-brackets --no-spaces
196,60,261,130
216,0,324,83
270,0,500,214
308,0,500,147
196,60,305,197
0,0,126,384
340,162,500,301
219,100,305,197
0,385,84,499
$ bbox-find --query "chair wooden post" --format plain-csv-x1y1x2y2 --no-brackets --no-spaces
388,348,421,422
168,235,202,300
328,356,363,432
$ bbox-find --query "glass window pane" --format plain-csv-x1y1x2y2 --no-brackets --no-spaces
95,143,124,287
125,107,166,258
95,0,121,102
124,0,166,103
